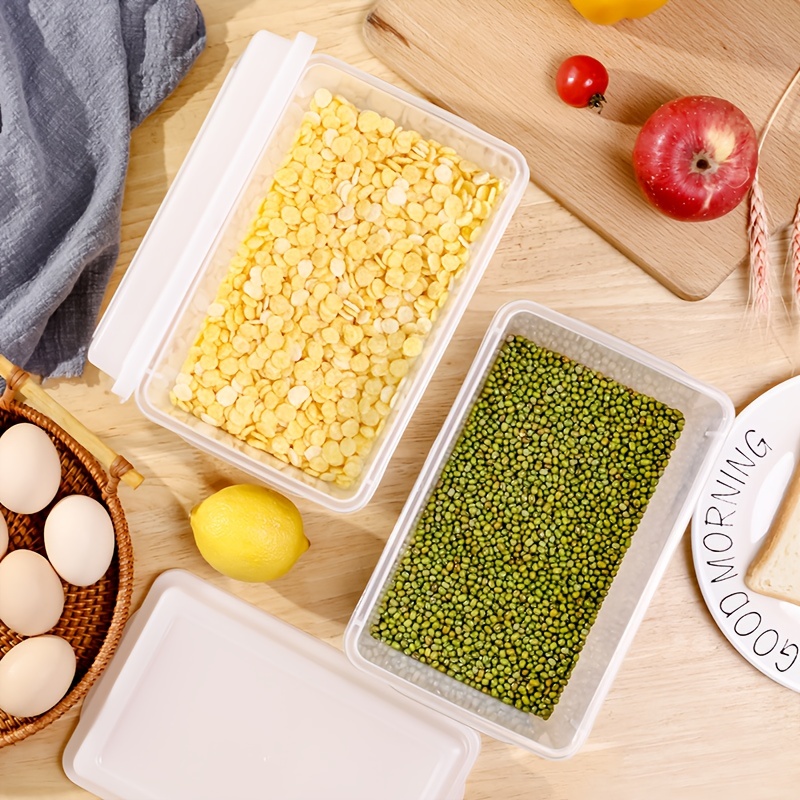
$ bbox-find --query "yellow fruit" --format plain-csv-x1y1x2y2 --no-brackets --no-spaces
190,484,309,582
568,0,669,25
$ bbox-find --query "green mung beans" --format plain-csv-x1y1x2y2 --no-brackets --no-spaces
371,335,684,719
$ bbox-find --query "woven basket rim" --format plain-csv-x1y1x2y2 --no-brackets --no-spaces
0,401,134,747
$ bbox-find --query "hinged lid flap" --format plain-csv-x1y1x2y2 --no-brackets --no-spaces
89,30,316,400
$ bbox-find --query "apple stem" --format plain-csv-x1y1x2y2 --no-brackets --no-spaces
691,152,717,175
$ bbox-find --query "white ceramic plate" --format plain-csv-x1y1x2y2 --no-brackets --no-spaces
692,376,800,691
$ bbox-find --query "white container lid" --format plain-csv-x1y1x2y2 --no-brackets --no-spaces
89,30,317,400
63,570,480,800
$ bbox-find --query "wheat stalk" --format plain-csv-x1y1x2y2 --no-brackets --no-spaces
748,65,800,318
748,172,771,317
791,198,800,311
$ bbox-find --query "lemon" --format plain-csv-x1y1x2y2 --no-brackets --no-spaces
190,484,309,582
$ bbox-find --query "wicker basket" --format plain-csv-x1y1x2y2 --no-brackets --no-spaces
0,358,142,747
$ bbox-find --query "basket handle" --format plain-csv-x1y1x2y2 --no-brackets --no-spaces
0,355,144,491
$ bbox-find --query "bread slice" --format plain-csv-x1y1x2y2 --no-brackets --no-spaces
746,459,800,605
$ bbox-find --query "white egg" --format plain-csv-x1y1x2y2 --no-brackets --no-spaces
0,423,62,514
44,495,115,586
0,509,7,561
0,635,76,718
0,549,65,636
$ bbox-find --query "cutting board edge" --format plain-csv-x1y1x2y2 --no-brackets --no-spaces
540,186,734,302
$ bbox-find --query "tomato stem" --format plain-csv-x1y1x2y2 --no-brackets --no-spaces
588,93,606,113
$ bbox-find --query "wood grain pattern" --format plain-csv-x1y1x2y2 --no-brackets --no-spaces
1,1,800,799
364,0,800,300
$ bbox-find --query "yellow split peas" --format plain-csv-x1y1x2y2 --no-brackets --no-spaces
170,88,502,487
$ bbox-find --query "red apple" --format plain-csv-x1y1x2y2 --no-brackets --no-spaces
632,95,758,222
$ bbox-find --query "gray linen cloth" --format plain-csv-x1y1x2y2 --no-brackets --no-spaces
0,0,205,378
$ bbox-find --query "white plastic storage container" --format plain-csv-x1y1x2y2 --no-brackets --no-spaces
63,570,481,800
89,30,528,513
345,300,735,759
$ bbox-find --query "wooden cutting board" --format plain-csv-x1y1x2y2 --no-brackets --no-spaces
364,0,800,300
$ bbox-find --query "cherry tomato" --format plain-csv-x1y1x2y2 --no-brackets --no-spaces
555,55,609,110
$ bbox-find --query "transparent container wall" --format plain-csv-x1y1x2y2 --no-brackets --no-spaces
350,303,731,756
137,56,525,510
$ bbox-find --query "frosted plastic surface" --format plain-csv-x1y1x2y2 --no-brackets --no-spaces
345,300,735,759
63,570,479,800
133,46,528,513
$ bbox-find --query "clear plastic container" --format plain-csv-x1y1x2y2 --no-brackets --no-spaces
89,31,528,513
344,300,735,759
63,570,480,800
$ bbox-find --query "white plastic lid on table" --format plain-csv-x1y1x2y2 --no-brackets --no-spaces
63,570,480,800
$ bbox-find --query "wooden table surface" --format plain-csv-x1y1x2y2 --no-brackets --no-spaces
2,2,799,798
